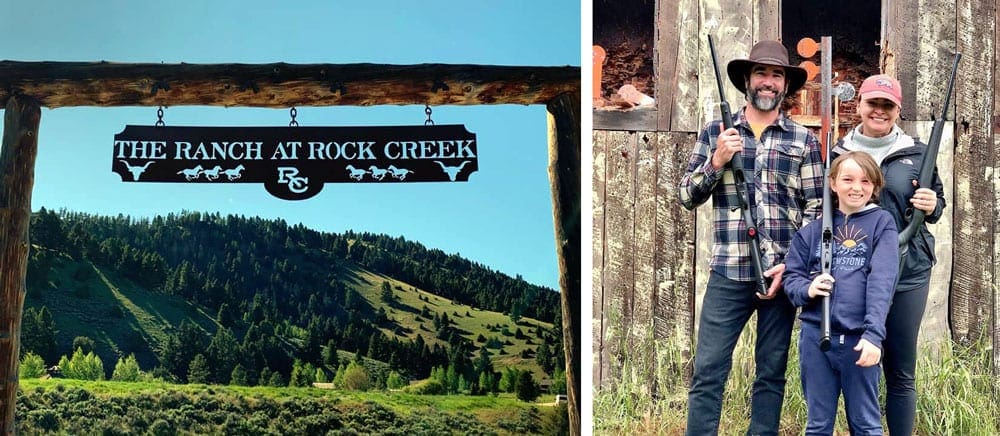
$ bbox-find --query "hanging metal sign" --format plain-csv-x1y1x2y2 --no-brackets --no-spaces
112,125,478,200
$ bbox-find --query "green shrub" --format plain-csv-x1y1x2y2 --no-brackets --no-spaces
403,378,445,395
342,362,369,391
386,371,407,390
19,352,47,379
59,348,105,381
112,354,142,382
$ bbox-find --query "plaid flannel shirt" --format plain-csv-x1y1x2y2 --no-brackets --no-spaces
678,107,824,282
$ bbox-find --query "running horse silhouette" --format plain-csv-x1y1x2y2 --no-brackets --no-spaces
119,160,155,181
201,165,223,181
434,160,471,181
177,165,204,181
345,165,369,181
368,165,389,181
221,164,246,181
387,165,414,181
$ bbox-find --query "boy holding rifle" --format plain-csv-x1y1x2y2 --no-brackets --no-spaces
784,151,899,435
678,39,824,435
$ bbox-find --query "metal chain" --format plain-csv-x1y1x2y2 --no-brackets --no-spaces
289,107,299,127
424,105,434,126
155,106,165,126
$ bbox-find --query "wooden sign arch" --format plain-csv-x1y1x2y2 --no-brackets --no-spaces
0,61,581,435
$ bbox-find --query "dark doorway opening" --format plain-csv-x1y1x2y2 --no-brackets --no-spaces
593,0,655,104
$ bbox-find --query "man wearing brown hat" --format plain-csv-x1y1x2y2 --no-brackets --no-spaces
678,39,825,435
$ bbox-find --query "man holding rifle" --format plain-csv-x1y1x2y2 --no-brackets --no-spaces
678,39,824,435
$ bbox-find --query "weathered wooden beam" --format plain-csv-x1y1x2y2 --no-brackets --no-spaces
953,0,995,345
0,95,40,436
994,0,1000,375
0,61,579,108
592,130,608,387
655,0,681,131
546,92,580,436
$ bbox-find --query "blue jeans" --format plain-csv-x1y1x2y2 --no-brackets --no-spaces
685,270,796,436
799,325,882,435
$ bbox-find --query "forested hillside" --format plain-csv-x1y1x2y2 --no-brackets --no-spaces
20,208,564,394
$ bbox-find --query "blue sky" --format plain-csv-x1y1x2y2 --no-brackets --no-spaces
2,1,581,290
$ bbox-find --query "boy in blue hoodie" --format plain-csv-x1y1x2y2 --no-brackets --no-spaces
784,151,899,435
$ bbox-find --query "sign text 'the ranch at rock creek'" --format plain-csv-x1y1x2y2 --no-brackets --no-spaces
112,125,478,200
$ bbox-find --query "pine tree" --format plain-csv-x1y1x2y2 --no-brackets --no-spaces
323,341,340,368
258,367,273,386
315,367,329,383
380,280,394,303
515,370,539,402
19,307,57,363
111,354,142,382
332,363,346,389
550,368,567,395
206,327,240,383
188,354,211,384
499,367,518,393
445,365,459,394
268,371,285,387
230,364,249,386
536,341,553,374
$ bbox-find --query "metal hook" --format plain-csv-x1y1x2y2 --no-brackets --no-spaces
155,106,166,127
424,105,434,126
289,107,299,127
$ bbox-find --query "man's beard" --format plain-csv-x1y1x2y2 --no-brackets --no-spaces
749,86,785,111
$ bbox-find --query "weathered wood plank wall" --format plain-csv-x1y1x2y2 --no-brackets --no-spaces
591,129,695,392
993,0,1000,372
593,0,1000,387
952,0,995,345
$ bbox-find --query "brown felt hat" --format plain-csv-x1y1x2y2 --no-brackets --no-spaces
726,40,807,95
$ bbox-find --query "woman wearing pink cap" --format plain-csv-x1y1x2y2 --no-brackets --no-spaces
831,74,945,435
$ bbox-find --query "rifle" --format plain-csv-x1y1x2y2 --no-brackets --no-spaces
896,53,961,259
707,34,769,297
819,37,834,351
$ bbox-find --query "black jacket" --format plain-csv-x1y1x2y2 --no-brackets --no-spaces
832,139,945,291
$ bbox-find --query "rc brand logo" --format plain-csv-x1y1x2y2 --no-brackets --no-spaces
277,167,309,194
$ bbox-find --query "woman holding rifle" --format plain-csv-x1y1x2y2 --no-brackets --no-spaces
831,74,946,435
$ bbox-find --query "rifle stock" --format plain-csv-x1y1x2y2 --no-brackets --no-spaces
708,35,769,297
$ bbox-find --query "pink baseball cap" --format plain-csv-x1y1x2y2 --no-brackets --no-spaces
859,74,902,107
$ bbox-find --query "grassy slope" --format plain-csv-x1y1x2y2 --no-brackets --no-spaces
352,270,553,380
26,248,218,370
25,247,553,380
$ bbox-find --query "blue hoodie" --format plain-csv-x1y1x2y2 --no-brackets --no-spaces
784,205,899,348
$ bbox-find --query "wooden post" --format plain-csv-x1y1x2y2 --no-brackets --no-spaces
546,92,580,435
0,95,41,435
